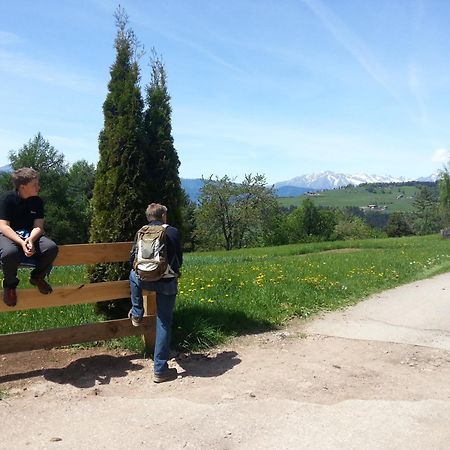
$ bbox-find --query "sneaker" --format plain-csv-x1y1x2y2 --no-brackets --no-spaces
3,287,17,307
30,278,53,295
153,368,178,383
128,309,142,327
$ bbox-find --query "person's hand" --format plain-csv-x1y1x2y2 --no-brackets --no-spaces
23,238,35,257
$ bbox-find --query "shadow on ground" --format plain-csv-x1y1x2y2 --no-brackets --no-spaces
44,354,144,388
0,353,144,389
176,350,241,378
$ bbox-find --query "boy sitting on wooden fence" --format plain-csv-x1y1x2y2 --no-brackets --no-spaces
0,167,58,307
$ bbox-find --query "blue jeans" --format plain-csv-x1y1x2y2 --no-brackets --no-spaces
129,269,177,374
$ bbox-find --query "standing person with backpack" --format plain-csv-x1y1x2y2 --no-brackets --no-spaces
129,203,183,383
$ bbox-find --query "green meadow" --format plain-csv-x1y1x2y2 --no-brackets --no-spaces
279,185,421,212
1,234,450,352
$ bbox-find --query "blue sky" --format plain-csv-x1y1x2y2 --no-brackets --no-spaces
1,0,450,184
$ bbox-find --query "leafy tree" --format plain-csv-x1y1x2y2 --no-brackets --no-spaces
142,53,183,231
89,8,148,316
343,206,365,219
1,133,97,244
4,133,72,243
195,175,240,250
262,208,290,247
237,174,279,248
0,166,12,193
195,174,277,250
286,199,336,243
300,198,322,236
286,200,313,242
333,213,378,240
412,186,441,235
179,191,197,251
439,166,450,226
364,210,389,229
319,209,338,240
66,160,95,243
385,212,414,237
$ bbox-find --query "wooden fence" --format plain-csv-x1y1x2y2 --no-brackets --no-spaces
0,242,156,354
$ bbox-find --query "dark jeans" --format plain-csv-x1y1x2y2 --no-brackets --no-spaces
0,234,59,288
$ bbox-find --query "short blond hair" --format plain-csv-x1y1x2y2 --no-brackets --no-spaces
145,203,167,221
11,167,39,189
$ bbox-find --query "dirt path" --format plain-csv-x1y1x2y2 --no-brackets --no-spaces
2,273,450,449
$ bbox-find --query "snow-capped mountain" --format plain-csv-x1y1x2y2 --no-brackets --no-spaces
275,171,412,190
416,171,441,182
0,164,12,173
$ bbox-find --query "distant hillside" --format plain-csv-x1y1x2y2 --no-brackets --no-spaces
181,172,441,202
278,182,438,213
180,178,307,202
0,164,12,173
274,186,314,197
181,178,204,203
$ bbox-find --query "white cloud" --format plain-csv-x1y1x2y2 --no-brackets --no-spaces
173,106,416,183
47,134,98,164
432,148,450,164
302,0,397,101
0,49,103,93
0,30,22,45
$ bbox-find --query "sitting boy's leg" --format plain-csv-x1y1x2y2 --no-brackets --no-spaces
31,236,58,280
29,236,58,294
0,235,21,289
0,235,21,307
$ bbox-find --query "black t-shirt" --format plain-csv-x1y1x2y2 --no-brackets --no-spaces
0,190,44,231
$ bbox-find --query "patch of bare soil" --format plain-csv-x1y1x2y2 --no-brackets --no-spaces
2,318,450,405
319,248,361,254
0,347,144,393
2,317,450,449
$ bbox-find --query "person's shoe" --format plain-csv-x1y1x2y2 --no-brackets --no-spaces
30,278,53,294
128,309,142,327
3,287,17,307
153,368,178,383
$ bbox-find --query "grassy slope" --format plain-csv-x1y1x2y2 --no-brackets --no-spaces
278,185,420,212
1,234,450,352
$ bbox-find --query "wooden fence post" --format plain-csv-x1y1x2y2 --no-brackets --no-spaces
142,290,157,354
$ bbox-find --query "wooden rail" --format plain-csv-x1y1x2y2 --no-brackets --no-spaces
0,242,156,354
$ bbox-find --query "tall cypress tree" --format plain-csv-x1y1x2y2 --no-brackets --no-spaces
89,8,147,295
142,54,184,232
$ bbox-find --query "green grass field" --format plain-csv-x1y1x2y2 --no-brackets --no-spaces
1,234,450,353
279,185,421,212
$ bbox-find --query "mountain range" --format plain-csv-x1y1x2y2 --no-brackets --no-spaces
0,164,440,200
182,171,440,201
273,170,440,191
181,170,439,201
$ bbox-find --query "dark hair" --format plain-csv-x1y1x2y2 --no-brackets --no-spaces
11,167,39,189
145,203,168,221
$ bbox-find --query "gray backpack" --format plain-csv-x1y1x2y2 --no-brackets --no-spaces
133,224,169,281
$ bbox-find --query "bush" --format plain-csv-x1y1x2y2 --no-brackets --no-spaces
386,212,414,237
